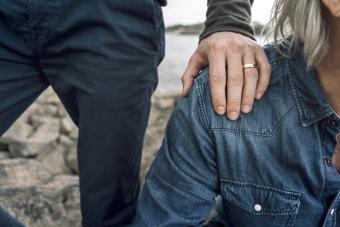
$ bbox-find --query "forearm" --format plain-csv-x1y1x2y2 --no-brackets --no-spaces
201,0,254,40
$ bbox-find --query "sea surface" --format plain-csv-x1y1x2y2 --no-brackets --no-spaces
158,33,199,92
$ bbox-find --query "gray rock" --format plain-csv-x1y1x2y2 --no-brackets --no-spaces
0,142,8,151
58,135,75,147
0,159,52,188
1,121,33,143
153,90,180,109
36,87,60,105
0,87,182,227
68,127,79,141
42,105,58,116
155,98,176,109
65,146,78,174
31,104,58,118
30,115,59,129
9,121,60,158
0,151,10,160
57,103,68,118
37,143,70,175
0,175,81,227
61,117,76,134
140,91,180,182
17,104,38,123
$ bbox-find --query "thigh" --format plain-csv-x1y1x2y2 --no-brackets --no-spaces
0,3,48,224
0,4,48,136
0,61,48,136
40,0,164,225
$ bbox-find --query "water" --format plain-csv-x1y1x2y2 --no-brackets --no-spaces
158,33,199,92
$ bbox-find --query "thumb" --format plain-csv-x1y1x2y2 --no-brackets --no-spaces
181,53,205,97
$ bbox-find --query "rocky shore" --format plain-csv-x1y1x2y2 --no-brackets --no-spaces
0,87,180,227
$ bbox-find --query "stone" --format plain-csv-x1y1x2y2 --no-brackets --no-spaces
17,103,37,123
0,175,81,227
58,135,75,147
65,146,78,174
57,103,68,118
141,127,163,182
30,115,59,128
0,159,52,188
0,142,8,151
1,121,33,143
0,151,10,160
61,117,76,134
36,87,60,105
69,127,79,141
155,98,176,109
0,87,182,226
9,121,60,158
140,91,180,183
37,143,70,175
31,104,58,117
148,107,161,126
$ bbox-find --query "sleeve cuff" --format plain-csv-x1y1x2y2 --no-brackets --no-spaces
199,24,255,41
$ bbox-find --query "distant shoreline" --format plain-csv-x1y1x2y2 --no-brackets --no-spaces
166,21,265,36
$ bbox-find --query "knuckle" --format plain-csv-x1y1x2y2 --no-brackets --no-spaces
210,73,226,83
228,41,243,53
244,45,257,54
189,55,197,64
189,54,203,65
262,64,272,74
211,41,227,52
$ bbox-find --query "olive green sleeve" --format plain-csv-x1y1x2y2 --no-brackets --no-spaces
200,0,254,41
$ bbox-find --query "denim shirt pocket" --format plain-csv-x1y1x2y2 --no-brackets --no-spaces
220,179,301,227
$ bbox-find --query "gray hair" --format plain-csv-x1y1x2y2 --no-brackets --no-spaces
265,0,329,67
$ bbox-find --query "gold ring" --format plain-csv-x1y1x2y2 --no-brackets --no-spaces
243,63,258,69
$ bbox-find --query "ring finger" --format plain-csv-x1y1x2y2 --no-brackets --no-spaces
241,53,259,113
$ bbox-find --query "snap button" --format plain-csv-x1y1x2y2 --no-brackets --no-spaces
324,159,331,166
329,119,338,128
254,204,262,212
331,208,335,215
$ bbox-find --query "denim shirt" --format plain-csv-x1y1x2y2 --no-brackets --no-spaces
132,44,340,227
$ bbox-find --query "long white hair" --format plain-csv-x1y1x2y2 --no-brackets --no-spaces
265,0,329,67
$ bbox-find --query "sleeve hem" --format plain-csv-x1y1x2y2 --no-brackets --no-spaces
199,25,255,41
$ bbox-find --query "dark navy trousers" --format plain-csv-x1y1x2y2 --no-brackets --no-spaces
0,0,165,226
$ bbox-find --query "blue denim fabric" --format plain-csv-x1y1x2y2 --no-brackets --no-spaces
0,0,164,226
132,44,340,227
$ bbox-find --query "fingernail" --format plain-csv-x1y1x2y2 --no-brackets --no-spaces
228,111,239,121
216,106,226,115
255,93,263,100
241,105,251,113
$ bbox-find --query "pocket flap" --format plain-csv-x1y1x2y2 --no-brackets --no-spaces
220,179,301,216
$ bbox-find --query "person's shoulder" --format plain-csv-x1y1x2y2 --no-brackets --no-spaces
263,43,290,68
193,45,298,136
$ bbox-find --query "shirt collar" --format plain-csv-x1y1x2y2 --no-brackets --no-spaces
288,48,335,127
